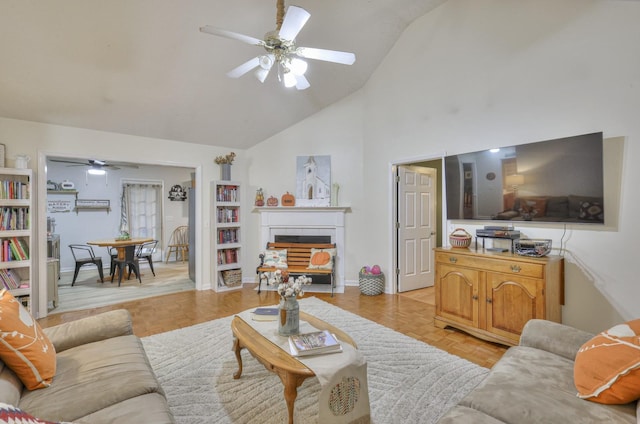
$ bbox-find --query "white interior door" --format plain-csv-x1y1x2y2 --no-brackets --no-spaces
397,165,437,292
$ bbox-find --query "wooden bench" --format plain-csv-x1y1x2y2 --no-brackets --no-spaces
256,242,336,296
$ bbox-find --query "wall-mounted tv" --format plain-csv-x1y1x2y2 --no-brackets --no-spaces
444,132,604,224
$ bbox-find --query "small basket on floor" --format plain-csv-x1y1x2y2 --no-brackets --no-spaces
359,272,385,296
221,269,242,287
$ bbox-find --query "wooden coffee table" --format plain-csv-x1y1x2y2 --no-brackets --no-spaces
231,311,357,424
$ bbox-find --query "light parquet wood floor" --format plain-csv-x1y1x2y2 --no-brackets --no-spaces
38,284,507,368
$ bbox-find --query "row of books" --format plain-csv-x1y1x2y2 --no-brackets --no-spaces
216,185,238,202
0,237,29,262
217,248,239,265
0,269,27,290
217,228,239,245
0,180,29,200
0,207,29,231
216,207,239,223
250,308,343,357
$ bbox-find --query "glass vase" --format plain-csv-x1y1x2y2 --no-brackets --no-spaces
278,295,300,336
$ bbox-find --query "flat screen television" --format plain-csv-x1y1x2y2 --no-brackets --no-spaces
444,132,604,224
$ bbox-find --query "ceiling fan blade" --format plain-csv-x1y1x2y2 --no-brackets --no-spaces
278,6,311,41
227,57,261,78
199,26,263,46
296,47,356,65
295,74,310,90
50,159,86,165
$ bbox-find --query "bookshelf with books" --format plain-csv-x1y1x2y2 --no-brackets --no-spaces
212,180,242,291
0,168,32,310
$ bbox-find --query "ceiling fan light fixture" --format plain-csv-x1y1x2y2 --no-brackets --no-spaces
87,168,106,176
255,67,270,83
283,72,297,88
289,58,307,76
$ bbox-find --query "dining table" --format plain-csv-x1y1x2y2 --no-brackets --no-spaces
87,237,153,260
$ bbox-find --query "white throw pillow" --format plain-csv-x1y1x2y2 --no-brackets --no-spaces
262,249,288,269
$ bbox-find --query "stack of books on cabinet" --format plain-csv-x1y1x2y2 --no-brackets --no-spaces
212,180,242,291
0,169,32,310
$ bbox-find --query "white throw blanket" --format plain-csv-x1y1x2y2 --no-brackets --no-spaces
237,308,371,423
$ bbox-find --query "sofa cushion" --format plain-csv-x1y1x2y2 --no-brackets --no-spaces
74,393,174,424
578,200,604,222
544,196,570,218
308,248,336,270
458,346,636,423
262,249,288,268
574,319,640,404
0,290,56,390
19,335,164,422
568,195,602,219
0,362,23,407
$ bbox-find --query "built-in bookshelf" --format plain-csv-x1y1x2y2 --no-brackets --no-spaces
0,168,32,310
212,180,242,291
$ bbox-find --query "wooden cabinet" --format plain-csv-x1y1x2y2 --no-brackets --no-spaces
434,247,563,346
212,180,242,291
0,168,33,311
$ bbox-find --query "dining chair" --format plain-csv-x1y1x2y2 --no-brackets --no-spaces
111,245,142,286
108,247,118,277
69,244,104,286
165,226,188,263
136,240,158,276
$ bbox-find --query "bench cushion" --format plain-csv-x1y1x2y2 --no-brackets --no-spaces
308,248,336,270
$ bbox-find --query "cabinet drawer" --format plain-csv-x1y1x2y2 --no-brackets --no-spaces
435,252,544,279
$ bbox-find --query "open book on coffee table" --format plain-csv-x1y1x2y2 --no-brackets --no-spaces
288,330,342,357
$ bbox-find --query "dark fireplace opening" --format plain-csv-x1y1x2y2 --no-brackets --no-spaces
274,235,332,284
275,235,331,243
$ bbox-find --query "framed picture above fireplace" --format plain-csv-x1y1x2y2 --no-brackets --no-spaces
296,155,331,207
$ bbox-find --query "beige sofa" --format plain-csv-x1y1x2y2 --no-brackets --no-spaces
0,310,174,423
437,319,637,423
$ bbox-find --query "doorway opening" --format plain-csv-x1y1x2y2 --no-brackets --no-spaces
393,156,443,294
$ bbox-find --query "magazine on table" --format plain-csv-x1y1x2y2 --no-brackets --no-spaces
288,330,342,356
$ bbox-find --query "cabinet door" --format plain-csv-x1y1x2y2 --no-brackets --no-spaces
486,272,544,343
436,264,480,329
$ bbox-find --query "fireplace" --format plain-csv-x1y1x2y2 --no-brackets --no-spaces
257,207,349,293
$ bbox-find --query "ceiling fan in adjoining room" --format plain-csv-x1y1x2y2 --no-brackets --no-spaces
199,0,356,90
49,158,140,172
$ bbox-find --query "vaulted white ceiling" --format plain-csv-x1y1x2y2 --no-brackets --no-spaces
0,0,445,149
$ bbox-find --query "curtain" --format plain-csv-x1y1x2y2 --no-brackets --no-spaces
122,182,163,259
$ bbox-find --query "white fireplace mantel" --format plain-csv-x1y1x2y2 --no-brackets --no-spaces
255,207,350,293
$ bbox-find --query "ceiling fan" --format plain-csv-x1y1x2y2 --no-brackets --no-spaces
49,159,139,171
199,0,356,90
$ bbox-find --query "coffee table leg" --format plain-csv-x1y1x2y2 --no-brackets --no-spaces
280,374,306,424
232,338,243,379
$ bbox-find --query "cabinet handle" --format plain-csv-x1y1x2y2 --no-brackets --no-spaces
449,257,457,263
486,298,492,304
510,265,521,273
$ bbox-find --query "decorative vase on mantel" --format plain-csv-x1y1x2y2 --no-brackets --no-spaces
220,163,231,181
278,295,300,336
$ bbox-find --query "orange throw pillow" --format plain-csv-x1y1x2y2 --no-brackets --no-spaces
0,289,56,390
574,319,640,404
308,248,336,270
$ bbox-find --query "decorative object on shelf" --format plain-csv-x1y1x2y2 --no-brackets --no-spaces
514,239,552,257
199,0,356,91
331,182,339,206
264,269,312,336
214,152,236,180
46,180,60,191
296,155,331,206
14,155,30,169
267,196,279,206
75,199,111,213
281,192,295,207
168,185,187,201
449,228,472,248
358,265,385,296
254,188,264,206
60,180,75,190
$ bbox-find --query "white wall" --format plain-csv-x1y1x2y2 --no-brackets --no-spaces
248,0,640,333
